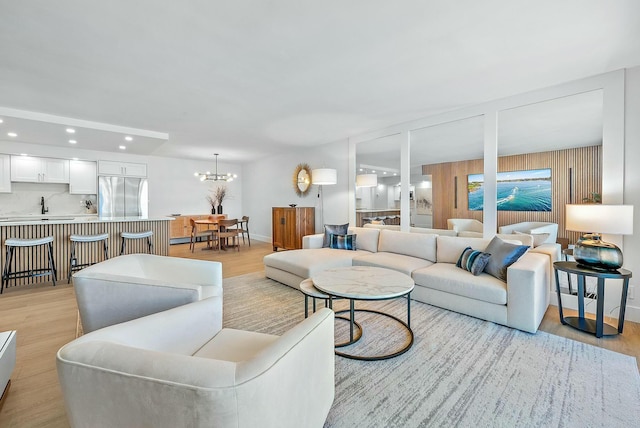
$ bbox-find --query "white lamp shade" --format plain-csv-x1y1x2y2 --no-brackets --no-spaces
311,168,337,185
566,204,634,235
356,173,377,187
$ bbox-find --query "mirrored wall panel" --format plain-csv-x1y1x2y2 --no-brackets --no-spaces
497,90,603,246
355,133,401,227
409,116,484,233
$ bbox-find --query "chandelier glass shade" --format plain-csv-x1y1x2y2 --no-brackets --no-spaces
194,153,237,182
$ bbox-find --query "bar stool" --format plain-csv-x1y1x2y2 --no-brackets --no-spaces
362,217,375,225
120,231,153,255
1,236,57,294
67,233,109,283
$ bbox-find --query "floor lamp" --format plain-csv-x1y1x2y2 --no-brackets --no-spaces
312,168,337,227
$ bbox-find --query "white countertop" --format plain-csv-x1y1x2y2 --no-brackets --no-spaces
0,215,174,226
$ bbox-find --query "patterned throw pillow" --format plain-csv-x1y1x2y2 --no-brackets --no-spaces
329,234,357,251
323,223,349,247
456,246,491,276
483,236,529,282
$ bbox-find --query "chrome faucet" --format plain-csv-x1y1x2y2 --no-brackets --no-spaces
41,196,48,215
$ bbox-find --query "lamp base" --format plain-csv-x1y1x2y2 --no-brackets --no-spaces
574,234,623,271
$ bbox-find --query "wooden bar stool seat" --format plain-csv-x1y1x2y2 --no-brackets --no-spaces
68,233,109,283
1,236,57,294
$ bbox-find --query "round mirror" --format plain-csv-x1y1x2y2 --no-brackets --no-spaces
293,163,312,196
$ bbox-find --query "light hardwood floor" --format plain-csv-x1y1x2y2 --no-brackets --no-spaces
0,240,638,427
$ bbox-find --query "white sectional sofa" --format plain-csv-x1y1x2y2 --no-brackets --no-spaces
264,227,560,333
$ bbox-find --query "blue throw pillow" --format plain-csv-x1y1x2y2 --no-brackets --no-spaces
329,234,357,251
483,236,529,282
323,223,349,247
456,247,491,276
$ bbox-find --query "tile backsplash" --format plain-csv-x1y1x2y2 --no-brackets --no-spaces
0,183,97,216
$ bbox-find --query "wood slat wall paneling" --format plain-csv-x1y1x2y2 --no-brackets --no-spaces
423,146,601,242
0,220,170,291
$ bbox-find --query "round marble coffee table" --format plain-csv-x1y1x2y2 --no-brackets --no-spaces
312,266,415,361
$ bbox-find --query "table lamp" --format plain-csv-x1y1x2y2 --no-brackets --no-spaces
565,204,634,270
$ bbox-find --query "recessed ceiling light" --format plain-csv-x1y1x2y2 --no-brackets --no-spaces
125,136,133,141
66,128,76,134
20,153,28,156
7,132,17,137
68,140,77,144
119,145,126,150
383,171,387,175
0,118,3,124
72,157,79,160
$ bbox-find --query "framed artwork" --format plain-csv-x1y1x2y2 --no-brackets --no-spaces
468,168,552,211
415,187,433,215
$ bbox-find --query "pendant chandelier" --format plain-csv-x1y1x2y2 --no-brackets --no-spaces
194,153,237,182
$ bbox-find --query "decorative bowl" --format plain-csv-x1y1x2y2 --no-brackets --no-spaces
289,204,297,208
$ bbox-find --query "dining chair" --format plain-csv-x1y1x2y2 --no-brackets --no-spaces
217,219,240,252
189,218,217,252
235,216,251,246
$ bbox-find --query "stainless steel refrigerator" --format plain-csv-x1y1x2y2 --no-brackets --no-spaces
98,176,149,217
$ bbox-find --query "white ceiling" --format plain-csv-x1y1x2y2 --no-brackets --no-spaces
0,1,638,163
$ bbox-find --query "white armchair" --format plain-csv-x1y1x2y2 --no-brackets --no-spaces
57,298,335,428
73,254,223,333
498,221,558,244
447,218,483,234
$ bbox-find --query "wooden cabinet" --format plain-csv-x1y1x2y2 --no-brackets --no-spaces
98,160,147,177
69,160,97,194
272,207,315,251
0,154,10,193
10,156,69,183
169,215,211,240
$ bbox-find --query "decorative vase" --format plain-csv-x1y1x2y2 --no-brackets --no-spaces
217,205,223,214
211,207,215,214
574,233,623,271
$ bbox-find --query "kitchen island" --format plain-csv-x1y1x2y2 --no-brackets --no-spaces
0,216,173,291
355,209,401,227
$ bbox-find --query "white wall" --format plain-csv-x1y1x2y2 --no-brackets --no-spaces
0,141,242,219
622,65,640,321
241,139,350,242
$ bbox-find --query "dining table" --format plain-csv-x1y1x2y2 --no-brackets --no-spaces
194,216,232,250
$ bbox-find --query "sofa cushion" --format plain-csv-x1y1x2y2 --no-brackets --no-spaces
456,247,491,276
483,236,529,282
514,230,549,247
378,230,437,262
347,227,379,253
496,233,533,248
436,236,490,264
329,234,356,250
322,223,349,247
413,263,507,305
263,248,369,279
353,252,434,276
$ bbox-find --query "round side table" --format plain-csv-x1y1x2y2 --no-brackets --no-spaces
553,261,632,338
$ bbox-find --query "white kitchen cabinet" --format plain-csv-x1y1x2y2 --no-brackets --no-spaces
69,160,97,194
0,154,11,193
10,156,69,183
98,160,147,177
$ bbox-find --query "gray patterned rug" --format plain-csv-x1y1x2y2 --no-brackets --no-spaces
222,272,640,428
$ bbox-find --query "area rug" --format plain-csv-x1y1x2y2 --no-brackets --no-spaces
222,272,640,428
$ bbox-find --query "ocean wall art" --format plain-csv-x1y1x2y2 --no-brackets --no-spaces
468,168,552,211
